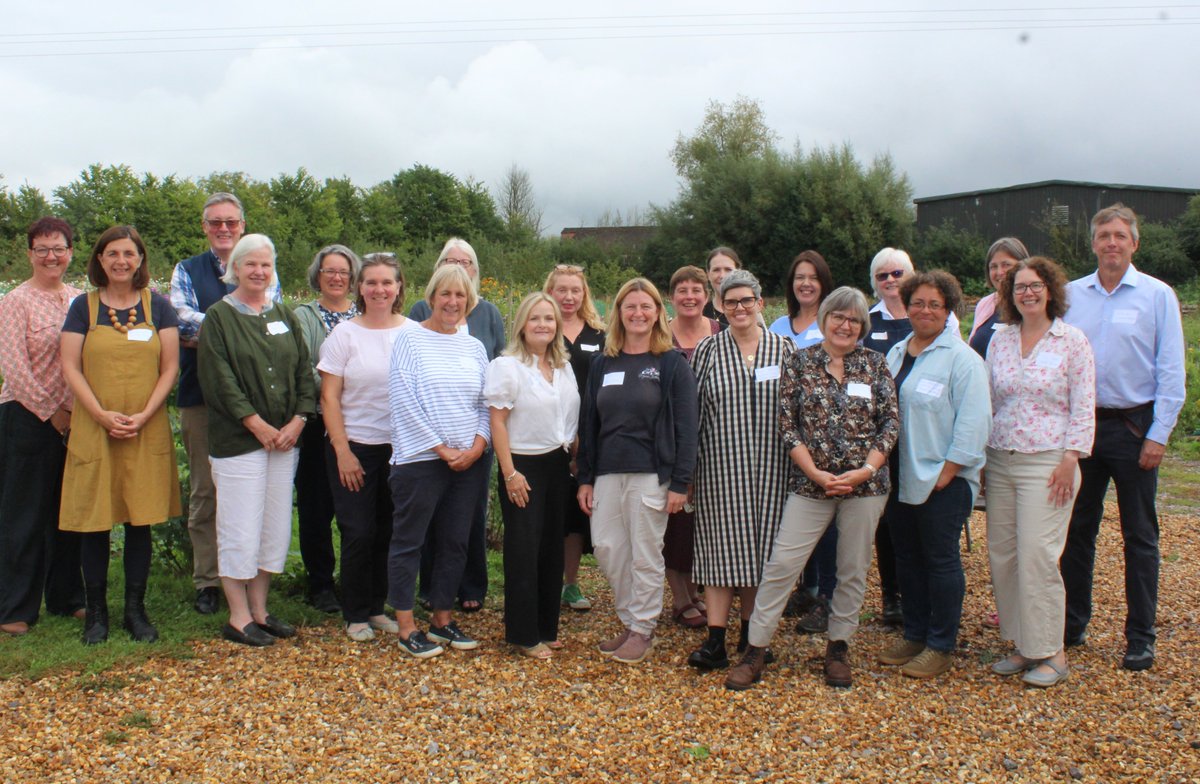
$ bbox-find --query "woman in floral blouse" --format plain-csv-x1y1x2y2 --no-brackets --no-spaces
725,287,898,692
985,257,1094,688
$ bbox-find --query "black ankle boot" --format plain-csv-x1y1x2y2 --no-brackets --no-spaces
123,582,158,643
82,582,109,645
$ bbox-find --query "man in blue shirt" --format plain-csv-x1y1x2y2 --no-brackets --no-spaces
1061,203,1186,671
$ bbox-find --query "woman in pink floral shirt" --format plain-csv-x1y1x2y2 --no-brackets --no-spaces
0,217,85,635
985,256,1095,688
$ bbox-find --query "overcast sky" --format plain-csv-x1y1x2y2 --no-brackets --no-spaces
2,1,1197,234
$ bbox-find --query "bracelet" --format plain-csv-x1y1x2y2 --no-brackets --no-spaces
505,470,519,482
862,463,878,476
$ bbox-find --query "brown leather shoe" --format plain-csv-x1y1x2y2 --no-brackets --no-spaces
824,639,852,688
724,645,767,691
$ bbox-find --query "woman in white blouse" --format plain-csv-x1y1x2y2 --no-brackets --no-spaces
487,293,580,659
318,253,416,642
985,257,1095,688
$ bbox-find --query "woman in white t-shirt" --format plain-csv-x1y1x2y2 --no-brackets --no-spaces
318,253,417,642
486,293,580,658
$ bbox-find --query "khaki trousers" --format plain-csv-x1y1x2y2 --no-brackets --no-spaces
591,474,669,636
180,405,219,589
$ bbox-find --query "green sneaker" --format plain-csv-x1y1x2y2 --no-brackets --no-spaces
561,583,591,611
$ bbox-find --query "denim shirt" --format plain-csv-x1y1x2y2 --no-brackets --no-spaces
886,323,991,506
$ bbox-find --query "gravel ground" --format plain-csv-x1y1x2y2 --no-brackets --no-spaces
2,502,1198,783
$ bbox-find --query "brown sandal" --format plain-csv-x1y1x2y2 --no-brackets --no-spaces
673,603,707,628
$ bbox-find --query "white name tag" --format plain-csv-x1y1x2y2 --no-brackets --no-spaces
457,323,470,334
847,382,872,399
126,328,153,342
1036,352,1063,369
804,329,822,340
871,332,887,341
581,344,599,352
266,321,290,335
991,322,1002,330
755,365,780,382
1112,309,1138,325
915,378,944,398
602,371,625,387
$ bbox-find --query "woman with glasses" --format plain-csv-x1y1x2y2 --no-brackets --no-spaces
687,270,792,671
985,258,1093,688
725,287,897,691
293,245,362,614
878,271,990,680
543,263,606,612
0,218,85,636
968,238,1030,359
409,238,505,614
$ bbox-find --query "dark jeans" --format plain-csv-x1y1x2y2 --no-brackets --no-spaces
802,527,838,599
1061,411,1159,646
388,458,487,612
326,440,393,624
419,448,493,604
80,524,152,586
296,417,337,595
0,402,83,625
500,450,569,647
875,489,901,600
891,477,972,652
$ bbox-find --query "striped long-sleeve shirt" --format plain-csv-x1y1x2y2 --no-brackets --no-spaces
388,325,490,465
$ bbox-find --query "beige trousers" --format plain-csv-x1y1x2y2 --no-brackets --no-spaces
591,474,669,636
180,405,219,589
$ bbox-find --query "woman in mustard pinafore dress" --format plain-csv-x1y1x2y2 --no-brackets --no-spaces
60,226,181,645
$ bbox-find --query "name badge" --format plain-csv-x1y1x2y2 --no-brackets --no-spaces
804,329,822,340
847,382,872,399
457,324,470,334
602,371,625,387
266,321,290,335
755,365,780,382
915,378,944,398
991,322,1002,330
870,332,887,341
1036,352,1063,369
1112,309,1138,325
581,344,599,352
127,328,153,342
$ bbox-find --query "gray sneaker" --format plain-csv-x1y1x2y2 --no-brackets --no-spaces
612,631,655,664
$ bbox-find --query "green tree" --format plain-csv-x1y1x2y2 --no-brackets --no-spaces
53,164,142,249
127,174,207,280
267,168,343,288
670,95,778,181
495,164,544,243
914,220,990,293
1134,221,1194,285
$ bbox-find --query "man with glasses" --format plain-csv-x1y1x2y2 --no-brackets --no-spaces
1061,203,1185,671
170,193,281,614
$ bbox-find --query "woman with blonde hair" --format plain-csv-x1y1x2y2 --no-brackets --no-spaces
487,292,580,658
576,278,698,664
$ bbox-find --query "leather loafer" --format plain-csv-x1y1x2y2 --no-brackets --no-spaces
222,622,275,647
258,615,296,638
194,587,220,615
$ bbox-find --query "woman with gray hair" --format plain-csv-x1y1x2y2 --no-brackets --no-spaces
726,286,898,691
687,270,793,670
862,247,915,356
409,237,505,613
199,234,317,646
292,244,362,614
968,237,1029,358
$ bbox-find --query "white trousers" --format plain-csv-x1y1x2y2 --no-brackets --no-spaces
211,448,299,580
985,448,1079,659
749,493,888,647
591,474,669,636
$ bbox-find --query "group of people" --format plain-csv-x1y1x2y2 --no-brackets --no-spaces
0,197,1184,692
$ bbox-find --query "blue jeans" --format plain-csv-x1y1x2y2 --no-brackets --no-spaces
890,477,972,652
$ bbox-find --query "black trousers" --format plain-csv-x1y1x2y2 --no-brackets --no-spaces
875,489,901,600
499,450,569,647
296,417,337,594
1061,409,1160,646
326,440,393,623
0,401,83,625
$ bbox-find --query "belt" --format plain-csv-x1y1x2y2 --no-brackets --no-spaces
1096,402,1152,439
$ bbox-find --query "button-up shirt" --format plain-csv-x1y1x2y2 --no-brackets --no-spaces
0,281,82,420
1064,264,1186,445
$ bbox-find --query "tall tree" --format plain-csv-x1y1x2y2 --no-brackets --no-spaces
670,95,778,182
495,164,544,242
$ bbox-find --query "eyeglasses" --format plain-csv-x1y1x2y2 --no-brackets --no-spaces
1012,282,1046,294
32,246,70,258
203,219,243,229
722,296,758,311
554,264,585,273
442,258,474,267
826,312,864,328
363,252,397,262
875,270,906,282
908,299,946,312
320,269,351,278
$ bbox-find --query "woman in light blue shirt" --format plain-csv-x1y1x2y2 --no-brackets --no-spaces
878,270,990,681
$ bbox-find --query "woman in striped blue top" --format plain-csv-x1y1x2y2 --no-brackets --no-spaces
385,264,491,659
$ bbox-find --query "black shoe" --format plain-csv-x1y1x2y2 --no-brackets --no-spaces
782,588,819,618
308,589,341,614
881,595,903,626
1121,641,1155,671
796,598,830,634
222,622,276,647
687,638,730,670
1065,629,1087,648
82,582,109,646
194,587,220,615
428,621,479,650
258,615,296,639
122,582,158,643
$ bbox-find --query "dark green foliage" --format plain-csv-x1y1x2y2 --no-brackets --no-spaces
914,220,991,293
1135,221,1195,286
